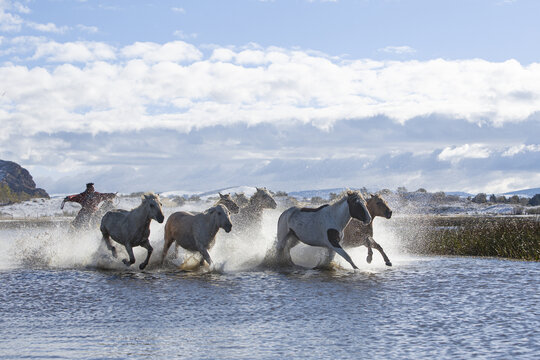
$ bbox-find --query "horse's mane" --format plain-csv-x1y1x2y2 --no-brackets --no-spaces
300,204,330,213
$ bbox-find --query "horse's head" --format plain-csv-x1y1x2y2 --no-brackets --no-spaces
346,190,372,225
217,193,240,214
209,204,232,233
252,187,277,209
142,193,165,223
233,193,249,207
367,194,392,219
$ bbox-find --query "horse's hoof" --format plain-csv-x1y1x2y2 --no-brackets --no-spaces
139,263,147,270
366,255,373,264
386,262,392,267
122,259,131,266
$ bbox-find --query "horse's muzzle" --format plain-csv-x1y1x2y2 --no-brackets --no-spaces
224,223,232,233
157,214,165,223
386,210,392,219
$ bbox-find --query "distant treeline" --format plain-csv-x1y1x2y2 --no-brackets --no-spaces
472,193,540,206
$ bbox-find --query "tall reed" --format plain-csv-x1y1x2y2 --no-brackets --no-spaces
393,216,540,261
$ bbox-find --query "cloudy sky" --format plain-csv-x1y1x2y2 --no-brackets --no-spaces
1,0,539,195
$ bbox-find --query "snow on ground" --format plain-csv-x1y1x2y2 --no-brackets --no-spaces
0,186,536,220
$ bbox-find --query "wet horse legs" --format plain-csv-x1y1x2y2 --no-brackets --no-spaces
139,239,153,270
101,231,117,258
367,237,392,266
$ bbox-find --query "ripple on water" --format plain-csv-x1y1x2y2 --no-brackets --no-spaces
0,223,539,359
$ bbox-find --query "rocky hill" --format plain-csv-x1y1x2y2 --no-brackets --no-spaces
0,160,49,204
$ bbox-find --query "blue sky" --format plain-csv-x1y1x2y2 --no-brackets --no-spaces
1,0,539,194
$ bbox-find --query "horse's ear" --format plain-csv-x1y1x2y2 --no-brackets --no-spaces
346,190,353,196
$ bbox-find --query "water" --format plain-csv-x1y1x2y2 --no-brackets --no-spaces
0,219,539,359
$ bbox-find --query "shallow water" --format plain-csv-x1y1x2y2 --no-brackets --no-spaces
0,220,539,359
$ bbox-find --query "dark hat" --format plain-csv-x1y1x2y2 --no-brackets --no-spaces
86,183,95,188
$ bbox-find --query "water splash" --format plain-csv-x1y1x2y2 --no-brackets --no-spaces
1,204,414,273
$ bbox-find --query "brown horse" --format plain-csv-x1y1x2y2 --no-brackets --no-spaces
214,193,240,214
161,204,232,267
342,194,393,266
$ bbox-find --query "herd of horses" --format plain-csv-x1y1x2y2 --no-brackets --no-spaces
97,188,393,271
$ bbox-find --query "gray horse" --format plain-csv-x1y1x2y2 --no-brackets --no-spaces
233,187,277,231
272,190,371,269
161,204,232,267
342,193,393,266
100,193,164,270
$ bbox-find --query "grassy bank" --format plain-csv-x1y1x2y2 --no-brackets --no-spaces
392,216,540,261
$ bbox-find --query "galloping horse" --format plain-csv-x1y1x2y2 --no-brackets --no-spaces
214,193,240,214
273,190,371,269
342,194,393,266
232,188,277,231
100,193,164,270
161,204,233,267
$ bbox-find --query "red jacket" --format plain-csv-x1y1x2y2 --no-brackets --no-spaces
64,190,115,212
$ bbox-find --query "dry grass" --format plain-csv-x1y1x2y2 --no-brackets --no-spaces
392,215,540,261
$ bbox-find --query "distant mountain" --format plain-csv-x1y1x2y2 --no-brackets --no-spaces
0,160,49,204
445,191,474,198
288,188,348,200
502,188,540,198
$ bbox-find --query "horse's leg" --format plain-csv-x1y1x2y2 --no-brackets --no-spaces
161,235,175,265
101,230,117,258
139,239,153,270
122,244,136,267
365,236,374,264
333,247,359,270
274,214,296,266
199,248,212,267
327,229,358,270
369,237,392,266
315,248,336,270
275,231,298,267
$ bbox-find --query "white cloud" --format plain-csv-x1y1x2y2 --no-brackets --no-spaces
27,21,69,33
76,24,99,34
378,45,416,54
171,7,185,14
121,41,202,63
0,2,24,32
502,144,540,157
0,40,539,141
31,41,116,62
438,144,491,163
0,0,68,33
173,30,197,40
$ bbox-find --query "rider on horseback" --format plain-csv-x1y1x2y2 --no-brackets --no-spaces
61,183,116,229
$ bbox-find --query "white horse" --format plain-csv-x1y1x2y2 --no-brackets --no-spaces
273,190,371,269
100,193,164,270
161,204,232,267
